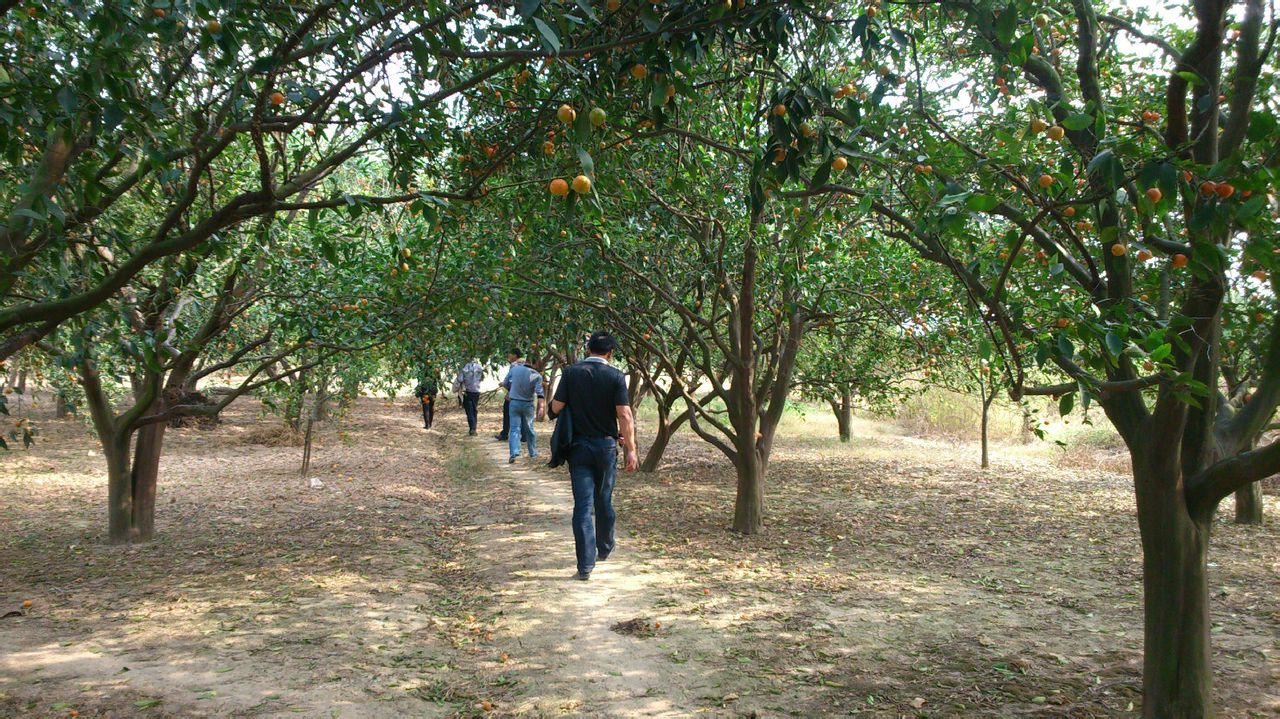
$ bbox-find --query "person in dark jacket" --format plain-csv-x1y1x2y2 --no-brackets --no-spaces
548,331,638,581
414,375,439,430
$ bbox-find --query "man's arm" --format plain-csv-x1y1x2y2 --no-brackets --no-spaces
616,404,638,472
533,372,546,418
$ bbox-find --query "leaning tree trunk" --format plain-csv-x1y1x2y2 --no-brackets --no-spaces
831,390,853,442
1133,453,1214,718
1232,483,1263,524
640,406,690,473
978,374,996,469
128,401,168,542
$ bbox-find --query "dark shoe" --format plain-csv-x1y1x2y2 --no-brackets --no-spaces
468,430,477,436
509,456,518,464
494,434,507,441
597,549,611,562
574,571,591,581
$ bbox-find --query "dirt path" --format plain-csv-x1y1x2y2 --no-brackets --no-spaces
464,433,699,717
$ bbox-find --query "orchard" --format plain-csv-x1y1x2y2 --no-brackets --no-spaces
0,1,1275,717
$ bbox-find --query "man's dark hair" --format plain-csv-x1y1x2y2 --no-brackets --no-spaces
587,331,618,355
507,347,523,358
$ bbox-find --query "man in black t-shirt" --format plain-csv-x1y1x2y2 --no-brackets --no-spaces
549,331,638,580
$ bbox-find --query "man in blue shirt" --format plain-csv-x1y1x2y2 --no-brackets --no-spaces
501,349,545,463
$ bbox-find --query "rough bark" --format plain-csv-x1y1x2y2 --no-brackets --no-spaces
731,447,765,534
640,408,690,473
1232,483,1263,524
1133,452,1214,719
129,416,165,542
103,434,135,545
831,390,853,442
980,390,994,470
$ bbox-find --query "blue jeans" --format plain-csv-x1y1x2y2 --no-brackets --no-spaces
568,437,617,574
508,399,536,458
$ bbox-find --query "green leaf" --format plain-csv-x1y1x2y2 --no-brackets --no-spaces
135,698,163,709
102,104,124,132
1150,343,1172,362
966,194,999,212
575,147,595,177
1236,194,1265,221
1176,70,1203,86
994,4,1018,45
518,0,541,19
1104,331,1124,358
1059,391,1074,417
1057,333,1074,358
56,86,78,114
1061,113,1092,131
532,17,560,54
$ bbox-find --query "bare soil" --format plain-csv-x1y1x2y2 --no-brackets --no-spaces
1,398,1276,718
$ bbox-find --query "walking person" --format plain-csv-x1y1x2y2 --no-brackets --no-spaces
548,331,638,581
495,352,514,443
501,349,545,463
414,374,439,430
453,358,484,436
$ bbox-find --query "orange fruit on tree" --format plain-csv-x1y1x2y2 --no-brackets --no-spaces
152,7,166,18
557,104,576,123
1056,318,1070,329
1030,118,1047,134
1199,181,1217,196
831,155,848,171
1145,187,1162,203
1137,249,1153,261
1172,253,1189,268
1063,206,1076,217
1037,174,1054,189
206,19,222,33
1250,269,1268,280
773,148,787,162
773,103,787,116
1111,243,1127,257
1215,183,1235,198
572,175,591,193
608,0,621,9
542,140,555,155
270,91,286,105
1046,125,1065,141
549,178,569,196
631,64,647,80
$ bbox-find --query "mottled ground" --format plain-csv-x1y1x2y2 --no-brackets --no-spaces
1,396,1276,718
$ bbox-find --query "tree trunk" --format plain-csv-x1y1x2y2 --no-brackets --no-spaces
15,368,26,394
129,415,166,542
637,406,686,473
104,433,135,544
1233,482,1263,524
1133,458,1214,718
834,390,852,442
732,448,765,534
55,389,70,418
980,395,992,469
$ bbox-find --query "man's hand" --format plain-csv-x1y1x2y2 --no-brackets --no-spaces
623,448,639,472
